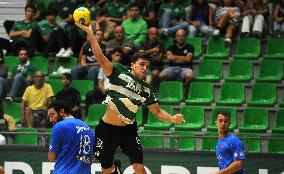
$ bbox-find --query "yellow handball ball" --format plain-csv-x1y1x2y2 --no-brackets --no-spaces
73,7,90,26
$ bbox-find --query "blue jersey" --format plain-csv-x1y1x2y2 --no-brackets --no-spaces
216,133,246,174
49,118,95,174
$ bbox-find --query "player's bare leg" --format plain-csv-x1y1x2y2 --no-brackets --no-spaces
132,163,147,174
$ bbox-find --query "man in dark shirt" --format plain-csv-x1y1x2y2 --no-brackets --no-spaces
55,73,81,119
159,29,194,98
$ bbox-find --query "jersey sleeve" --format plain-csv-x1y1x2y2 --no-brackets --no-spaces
49,124,62,153
107,63,125,79
231,138,246,161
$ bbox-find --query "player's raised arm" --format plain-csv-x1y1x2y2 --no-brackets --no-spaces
75,22,113,76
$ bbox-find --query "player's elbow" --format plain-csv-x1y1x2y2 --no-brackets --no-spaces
48,152,56,161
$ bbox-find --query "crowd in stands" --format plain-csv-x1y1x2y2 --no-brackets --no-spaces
0,0,282,130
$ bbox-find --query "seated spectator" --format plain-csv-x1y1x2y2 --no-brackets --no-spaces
0,54,8,99
55,73,81,119
71,29,105,85
27,0,47,22
0,100,16,132
94,9,117,41
121,3,148,46
106,26,134,65
240,0,269,38
21,71,54,128
158,0,189,36
213,0,241,47
9,4,40,56
188,0,214,44
159,29,194,98
273,0,284,37
138,27,164,90
5,47,36,102
103,0,128,24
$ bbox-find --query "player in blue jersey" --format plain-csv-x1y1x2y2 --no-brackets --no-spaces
215,111,246,174
47,100,95,174
75,21,185,174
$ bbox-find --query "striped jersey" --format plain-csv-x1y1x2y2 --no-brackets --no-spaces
104,63,158,124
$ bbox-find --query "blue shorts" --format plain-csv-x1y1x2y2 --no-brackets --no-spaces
161,66,193,81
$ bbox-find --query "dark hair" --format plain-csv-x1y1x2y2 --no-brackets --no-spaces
25,4,36,12
95,8,107,17
48,100,71,115
46,7,57,16
131,52,152,63
112,47,123,55
128,2,140,10
17,47,28,55
62,72,72,81
215,111,231,119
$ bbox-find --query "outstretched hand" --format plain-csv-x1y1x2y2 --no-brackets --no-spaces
171,114,185,124
75,21,93,35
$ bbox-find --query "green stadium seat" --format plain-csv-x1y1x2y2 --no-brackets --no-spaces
13,128,38,145
158,81,183,105
216,82,245,106
136,107,143,127
207,107,237,131
238,133,261,153
264,38,284,59
195,60,222,81
175,106,204,131
169,131,195,151
204,37,229,59
256,60,283,82
247,83,276,107
3,101,21,124
46,128,52,144
85,104,106,128
139,130,164,149
185,82,214,105
144,105,173,130
201,132,219,152
234,37,260,59
30,56,49,75
272,109,284,133
186,37,202,58
159,36,173,50
268,134,284,153
49,57,77,79
4,56,19,76
239,108,268,133
71,80,94,101
226,60,253,82
46,79,62,96
181,0,192,6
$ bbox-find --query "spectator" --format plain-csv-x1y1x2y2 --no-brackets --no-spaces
0,100,16,132
21,71,54,128
273,0,284,37
158,0,188,36
94,9,117,41
130,0,157,27
5,47,36,102
188,0,214,43
0,54,8,99
106,26,134,65
71,29,105,86
55,73,81,119
9,4,40,56
159,29,194,98
121,3,148,46
240,0,269,38
138,27,164,90
103,0,128,24
27,0,47,22
213,0,241,47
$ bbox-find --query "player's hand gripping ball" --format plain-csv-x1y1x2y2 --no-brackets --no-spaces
73,7,90,26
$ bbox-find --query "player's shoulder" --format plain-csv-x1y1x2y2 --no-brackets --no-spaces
228,133,243,143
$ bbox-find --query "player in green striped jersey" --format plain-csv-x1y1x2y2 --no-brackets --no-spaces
76,22,185,174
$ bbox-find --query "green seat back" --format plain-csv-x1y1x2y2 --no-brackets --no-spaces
46,79,62,95
272,109,284,133
158,81,183,104
201,132,219,151
248,83,276,106
239,108,268,133
186,82,214,105
4,56,19,76
239,133,261,153
235,37,260,59
186,37,202,57
3,102,21,123
144,105,173,130
159,36,173,50
205,37,229,59
169,131,195,151
216,82,245,106
135,107,143,127
207,107,237,131
265,38,284,59
50,57,77,78
196,60,222,81
30,56,49,75
139,130,163,149
71,80,94,101
226,60,253,82
268,134,284,153
175,106,204,131
13,128,38,145
256,60,283,81
86,104,106,127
